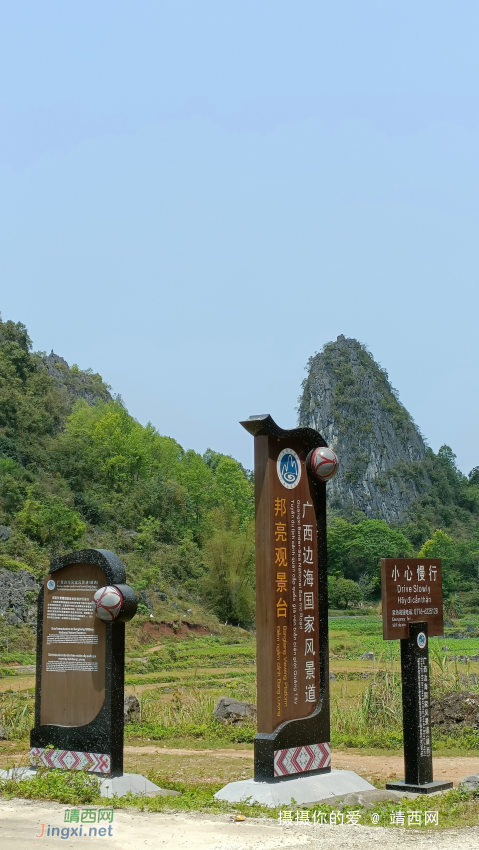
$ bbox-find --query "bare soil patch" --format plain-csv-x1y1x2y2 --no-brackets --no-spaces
120,747,479,787
2,741,479,788
143,620,211,638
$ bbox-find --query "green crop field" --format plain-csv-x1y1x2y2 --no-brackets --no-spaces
2,614,479,751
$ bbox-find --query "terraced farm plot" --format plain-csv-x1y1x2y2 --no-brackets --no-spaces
3,617,479,751
124,636,257,711
0,677,35,694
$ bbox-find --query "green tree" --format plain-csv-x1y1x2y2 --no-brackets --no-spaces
0,315,65,467
177,449,216,538
135,477,189,543
173,537,205,587
56,400,148,491
417,529,479,593
15,495,86,551
135,516,162,556
213,456,254,530
417,528,456,561
55,399,254,544
404,446,479,548
328,518,413,585
0,457,31,520
202,526,255,626
328,576,362,608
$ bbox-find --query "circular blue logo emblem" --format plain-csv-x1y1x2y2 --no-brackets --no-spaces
277,448,301,489
47,579,55,591
417,632,427,649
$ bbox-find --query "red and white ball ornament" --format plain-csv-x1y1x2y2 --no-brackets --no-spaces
310,447,339,482
93,585,124,622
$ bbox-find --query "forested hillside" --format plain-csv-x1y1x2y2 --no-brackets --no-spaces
1,315,479,635
0,315,255,628
300,336,479,609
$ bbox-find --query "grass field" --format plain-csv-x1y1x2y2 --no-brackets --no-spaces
2,763,479,829
2,614,479,751
3,614,479,826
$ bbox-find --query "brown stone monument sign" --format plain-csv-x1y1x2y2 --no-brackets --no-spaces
240,415,338,781
254,440,320,731
40,562,107,727
30,549,137,777
381,558,444,640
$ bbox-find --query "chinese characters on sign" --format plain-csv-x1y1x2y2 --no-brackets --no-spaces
380,559,443,640
417,656,431,757
240,414,331,781
271,444,320,730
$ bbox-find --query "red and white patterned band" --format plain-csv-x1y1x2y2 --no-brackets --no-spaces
30,747,111,774
274,742,331,777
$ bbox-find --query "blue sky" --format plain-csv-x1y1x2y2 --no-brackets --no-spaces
1,2,478,473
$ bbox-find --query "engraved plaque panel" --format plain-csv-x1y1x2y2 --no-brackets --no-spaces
40,563,106,726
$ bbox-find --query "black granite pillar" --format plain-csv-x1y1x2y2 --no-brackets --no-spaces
386,621,452,794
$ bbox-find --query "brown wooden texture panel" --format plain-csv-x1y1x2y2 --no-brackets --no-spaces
255,436,320,733
40,563,107,726
381,558,444,640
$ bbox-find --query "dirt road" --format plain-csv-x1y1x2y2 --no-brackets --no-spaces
2,741,477,786
123,746,479,786
0,799,477,850
3,742,477,786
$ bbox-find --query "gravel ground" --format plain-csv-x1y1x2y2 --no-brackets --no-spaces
0,799,477,850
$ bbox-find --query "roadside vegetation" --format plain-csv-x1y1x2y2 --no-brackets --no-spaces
3,615,479,751
2,314,479,823
2,765,479,829
1,313,479,634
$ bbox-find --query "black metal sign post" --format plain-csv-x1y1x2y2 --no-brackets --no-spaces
381,557,452,794
386,622,452,794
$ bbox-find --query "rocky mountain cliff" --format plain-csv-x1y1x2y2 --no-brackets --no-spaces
42,351,112,408
298,335,430,523
0,569,39,625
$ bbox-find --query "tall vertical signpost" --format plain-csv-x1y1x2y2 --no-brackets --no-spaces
215,414,378,805
240,415,338,781
381,558,453,794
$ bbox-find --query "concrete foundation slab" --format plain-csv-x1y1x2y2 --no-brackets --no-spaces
0,768,180,799
0,767,36,781
386,779,453,794
100,773,181,798
214,769,375,807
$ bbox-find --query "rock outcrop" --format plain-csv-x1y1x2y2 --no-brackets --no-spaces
431,691,479,732
213,697,257,723
298,336,430,523
0,569,40,625
42,351,112,408
124,695,141,724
